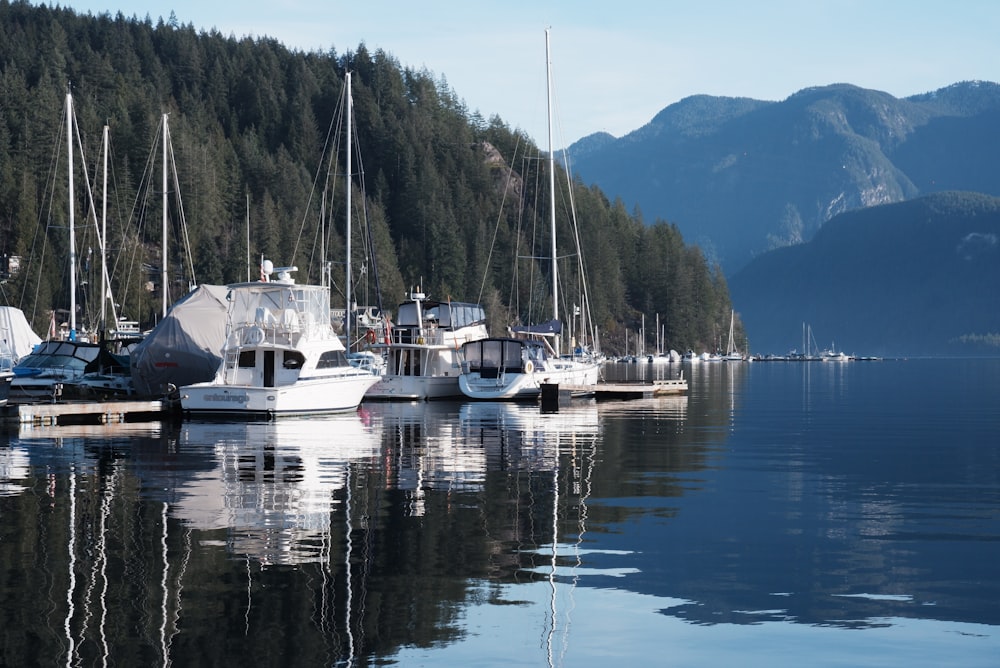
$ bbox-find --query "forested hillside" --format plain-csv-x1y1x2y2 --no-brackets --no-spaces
0,1,735,355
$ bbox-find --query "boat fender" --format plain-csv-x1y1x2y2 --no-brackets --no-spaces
366,329,376,344
524,360,534,373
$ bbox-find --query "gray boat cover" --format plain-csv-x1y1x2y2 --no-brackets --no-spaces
0,306,42,360
130,285,229,397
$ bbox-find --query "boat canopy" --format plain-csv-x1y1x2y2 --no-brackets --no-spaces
224,281,334,343
130,285,229,396
461,337,547,374
0,306,42,360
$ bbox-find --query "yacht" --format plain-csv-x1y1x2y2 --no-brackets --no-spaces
366,289,488,400
180,263,379,417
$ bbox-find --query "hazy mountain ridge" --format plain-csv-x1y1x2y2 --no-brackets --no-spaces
570,81,1000,273
729,191,1000,356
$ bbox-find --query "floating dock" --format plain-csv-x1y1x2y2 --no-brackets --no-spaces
2,400,170,426
573,378,688,398
541,378,688,409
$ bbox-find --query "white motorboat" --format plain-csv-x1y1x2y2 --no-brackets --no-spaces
180,263,379,417
366,289,488,400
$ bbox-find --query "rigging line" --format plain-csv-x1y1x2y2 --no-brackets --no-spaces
72,115,117,331
475,131,525,307
293,74,348,277
165,123,197,291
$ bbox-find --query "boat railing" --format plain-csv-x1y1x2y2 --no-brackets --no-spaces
231,308,312,348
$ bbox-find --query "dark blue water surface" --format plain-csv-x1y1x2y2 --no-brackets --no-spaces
1,358,998,666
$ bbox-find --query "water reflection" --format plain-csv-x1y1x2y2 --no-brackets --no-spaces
170,415,382,565
2,360,998,666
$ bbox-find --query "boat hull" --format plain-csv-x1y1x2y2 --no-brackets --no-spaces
0,371,12,407
366,373,462,401
181,374,378,417
459,360,601,401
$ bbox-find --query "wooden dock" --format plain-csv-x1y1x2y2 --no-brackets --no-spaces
541,378,688,409
574,378,688,398
2,400,170,426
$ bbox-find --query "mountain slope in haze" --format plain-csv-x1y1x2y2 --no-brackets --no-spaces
570,82,1000,274
728,191,1000,356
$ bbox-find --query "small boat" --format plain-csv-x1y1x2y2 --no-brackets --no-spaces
9,339,102,402
180,262,380,417
366,289,488,400
459,334,601,401
820,347,852,362
65,332,145,399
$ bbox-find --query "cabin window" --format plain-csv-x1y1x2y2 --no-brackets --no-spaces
316,350,350,369
238,351,256,368
283,351,305,369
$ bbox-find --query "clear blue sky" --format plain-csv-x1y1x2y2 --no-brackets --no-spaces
40,1,1000,147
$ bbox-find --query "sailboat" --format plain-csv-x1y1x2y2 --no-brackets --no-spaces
179,73,379,417
10,92,102,402
458,29,601,400
721,309,745,361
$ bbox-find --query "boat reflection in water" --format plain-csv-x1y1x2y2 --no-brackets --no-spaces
174,414,382,565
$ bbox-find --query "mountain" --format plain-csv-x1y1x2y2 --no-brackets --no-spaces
729,191,1000,356
570,82,1000,274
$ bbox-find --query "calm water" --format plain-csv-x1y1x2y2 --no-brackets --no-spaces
1,358,998,667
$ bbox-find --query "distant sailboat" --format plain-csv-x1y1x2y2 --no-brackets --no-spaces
722,309,745,361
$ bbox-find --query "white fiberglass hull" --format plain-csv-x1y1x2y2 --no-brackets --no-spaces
366,373,462,401
459,360,601,401
181,374,378,417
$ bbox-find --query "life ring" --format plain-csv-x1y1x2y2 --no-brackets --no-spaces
243,326,265,346
524,360,534,374
365,329,376,344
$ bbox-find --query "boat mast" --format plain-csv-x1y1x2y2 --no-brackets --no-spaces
100,125,108,331
345,71,353,352
161,113,168,318
546,28,560,357
66,92,77,339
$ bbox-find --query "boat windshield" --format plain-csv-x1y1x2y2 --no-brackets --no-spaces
14,341,99,370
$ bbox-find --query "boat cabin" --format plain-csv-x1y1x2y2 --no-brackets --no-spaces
460,338,547,378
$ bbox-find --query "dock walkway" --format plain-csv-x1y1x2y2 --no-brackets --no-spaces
2,400,170,426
